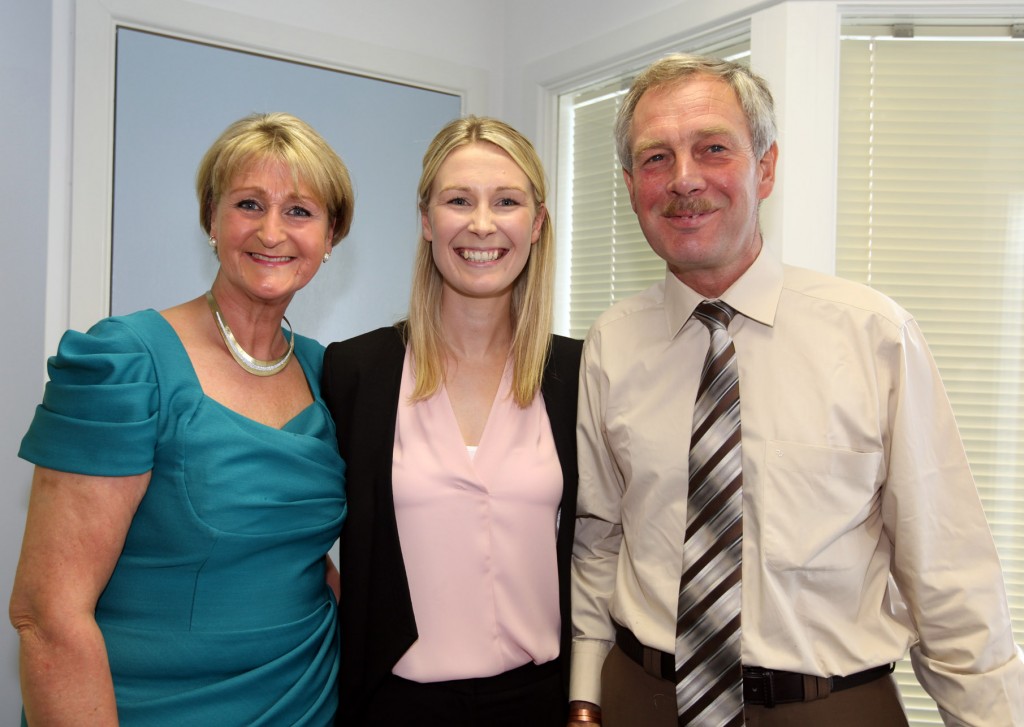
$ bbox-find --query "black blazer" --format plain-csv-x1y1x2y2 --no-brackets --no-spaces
322,326,581,724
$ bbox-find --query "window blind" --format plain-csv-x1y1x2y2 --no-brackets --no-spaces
837,32,1024,725
561,76,658,339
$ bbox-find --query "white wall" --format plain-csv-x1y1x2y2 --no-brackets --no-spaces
2,0,1020,714
1,0,55,714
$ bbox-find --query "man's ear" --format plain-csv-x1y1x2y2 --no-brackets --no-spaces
757,142,779,201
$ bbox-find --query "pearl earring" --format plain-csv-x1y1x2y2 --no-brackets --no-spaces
322,251,331,264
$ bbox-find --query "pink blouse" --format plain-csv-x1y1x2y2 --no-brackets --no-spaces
391,348,562,682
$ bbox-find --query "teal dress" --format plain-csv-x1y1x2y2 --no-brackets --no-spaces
19,310,346,726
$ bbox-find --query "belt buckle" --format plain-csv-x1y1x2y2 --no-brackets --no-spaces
753,669,775,708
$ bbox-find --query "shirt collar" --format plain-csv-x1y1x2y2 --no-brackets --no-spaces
663,244,784,337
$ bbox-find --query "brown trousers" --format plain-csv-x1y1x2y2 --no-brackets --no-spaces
601,645,910,727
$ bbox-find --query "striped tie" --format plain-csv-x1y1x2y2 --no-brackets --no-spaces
676,300,743,727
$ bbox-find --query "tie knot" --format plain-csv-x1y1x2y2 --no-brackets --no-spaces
694,300,736,331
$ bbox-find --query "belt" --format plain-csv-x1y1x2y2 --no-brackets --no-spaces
742,663,895,707
614,625,894,708
615,624,675,680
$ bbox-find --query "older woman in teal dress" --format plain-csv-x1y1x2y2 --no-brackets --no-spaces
9,113,351,725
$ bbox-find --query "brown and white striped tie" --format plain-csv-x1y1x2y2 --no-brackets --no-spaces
676,300,743,727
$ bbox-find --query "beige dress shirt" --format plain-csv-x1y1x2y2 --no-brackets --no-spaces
571,247,1024,726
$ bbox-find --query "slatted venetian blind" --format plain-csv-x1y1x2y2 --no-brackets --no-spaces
837,28,1024,725
560,38,750,339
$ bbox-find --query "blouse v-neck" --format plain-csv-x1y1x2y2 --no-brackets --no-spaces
388,344,563,681
435,355,512,461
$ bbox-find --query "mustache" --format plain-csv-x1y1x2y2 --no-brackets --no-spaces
663,199,716,216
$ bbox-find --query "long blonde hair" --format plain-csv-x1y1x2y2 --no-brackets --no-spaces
405,116,554,407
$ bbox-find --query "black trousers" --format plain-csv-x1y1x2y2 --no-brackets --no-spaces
601,644,910,727
361,659,565,727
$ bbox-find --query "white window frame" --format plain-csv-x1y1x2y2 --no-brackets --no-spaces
532,2,1024,322
52,0,489,355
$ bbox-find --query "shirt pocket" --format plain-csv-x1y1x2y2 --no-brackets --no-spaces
761,440,884,572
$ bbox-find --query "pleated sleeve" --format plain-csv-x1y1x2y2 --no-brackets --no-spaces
19,316,159,476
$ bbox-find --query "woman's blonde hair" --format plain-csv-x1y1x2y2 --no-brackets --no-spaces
196,112,354,246
406,116,554,407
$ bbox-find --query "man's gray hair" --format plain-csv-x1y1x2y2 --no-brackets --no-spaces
614,53,777,171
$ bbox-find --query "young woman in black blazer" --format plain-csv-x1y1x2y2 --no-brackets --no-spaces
322,116,581,727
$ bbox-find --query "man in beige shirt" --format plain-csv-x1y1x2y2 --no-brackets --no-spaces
567,53,1023,727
